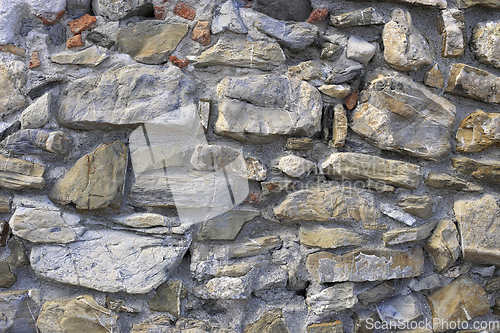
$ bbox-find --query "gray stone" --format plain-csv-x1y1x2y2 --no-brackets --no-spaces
1,129,73,156
0,155,45,190
86,31,115,49
92,0,153,21
196,276,252,300
351,0,446,7
149,280,187,317
358,282,395,305
424,219,460,272
382,9,434,71
300,225,364,249
306,283,358,316
397,195,434,219
255,15,318,52
190,144,242,171
31,229,191,293
215,74,322,142
197,209,260,241
354,310,378,333
117,21,188,65
228,236,281,259
383,220,438,246
322,153,424,189
424,171,484,192
320,42,343,61
326,63,364,84
50,45,108,67
7,238,29,270
0,261,16,288
50,141,127,210
307,321,343,333
454,0,500,8
438,9,466,58
58,65,197,130
471,265,496,277
244,308,291,333
351,70,456,160
252,0,312,21
451,156,500,182
330,7,385,28
194,37,286,71
245,154,267,181
286,138,314,150
306,247,424,283
446,63,500,104
376,293,422,326
0,289,39,333
277,154,316,178
471,20,500,68
346,36,376,64
380,203,416,226
212,0,247,34
0,62,26,116
409,273,442,291
20,92,51,129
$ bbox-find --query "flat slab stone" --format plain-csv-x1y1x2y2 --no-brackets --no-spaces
446,63,500,104
50,45,108,67
451,156,500,182
1,129,73,156
425,171,484,192
0,155,45,190
351,70,456,160
306,247,424,283
330,7,385,28
306,283,358,316
215,74,322,142
300,225,364,249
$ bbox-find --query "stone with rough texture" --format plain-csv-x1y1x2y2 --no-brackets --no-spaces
255,15,318,52
174,2,196,20
351,0,446,7
274,185,383,230
358,282,394,305
286,138,314,150
397,195,434,219
277,155,316,178
261,180,295,195
66,34,84,49
454,194,500,265
215,74,321,142
58,65,197,130
288,60,323,81
471,20,500,68
117,21,188,65
307,8,328,23
212,0,247,34
245,155,267,181
192,20,211,46
383,220,438,246
455,0,500,8
306,247,424,283
319,84,351,99
252,0,311,21
92,0,153,21
110,213,178,228
195,38,286,70
382,9,434,71
380,203,416,226
424,220,460,272
428,276,490,332
21,92,51,129
307,321,343,333
0,289,39,333
0,65,25,116
7,238,29,270
456,109,500,152
0,194,10,213
438,9,466,58
68,14,96,35
36,295,118,333
2,130,73,156
86,31,114,49
322,153,424,189
346,36,376,64
377,293,422,326
451,156,500,182
0,261,16,288
332,104,348,147
351,70,456,160
149,280,187,317
300,225,364,249
228,236,281,259
446,63,500,104
331,7,384,28
31,229,191,293
424,171,484,192
29,52,41,69
424,63,445,89
306,283,358,316
197,209,260,241
50,45,108,67
244,308,290,333
0,155,45,190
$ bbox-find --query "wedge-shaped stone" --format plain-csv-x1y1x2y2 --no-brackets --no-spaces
451,156,500,182
50,141,127,210
424,219,460,272
455,0,500,8
274,185,383,230
358,282,394,305
454,194,500,265
215,74,322,142
351,70,456,160
117,21,188,65
30,229,191,293
228,236,281,259
428,276,490,333
195,38,286,71
244,308,291,333
383,220,438,246
438,9,466,58
446,63,500,104
20,92,51,129
456,110,500,152
300,225,364,249
330,7,384,28
397,195,434,219
322,153,423,189
306,283,358,316
306,247,424,283
382,9,434,71
197,209,260,241
424,171,484,192
0,155,45,190
0,289,39,333
58,65,197,130
424,63,445,89
277,155,316,178
110,213,179,228
50,45,108,67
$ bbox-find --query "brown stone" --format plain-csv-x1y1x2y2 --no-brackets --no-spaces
451,156,500,182
486,276,500,293
397,195,433,219
244,309,290,333
424,219,460,272
0,44,26,56
307,321,343,333
438,9,466,58
456,109,500,152
38,10,65,25
446,63,500,104
169,55,189,68
0,194,10,213
66,34,84,49
0,155,45,190
68,14,97,35
174,2,196,21
154,6,165,20
286,138,314,150
191,21,211,46
332,104,347,148
428,276,489,332
29,52,41,69
300,225,364,249
424,63,445,89
424,171,484,192
307,8,328,23
344,89,358,110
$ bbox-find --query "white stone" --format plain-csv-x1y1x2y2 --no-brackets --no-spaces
380,203,416,226
21,92,51,129
346,36,376,64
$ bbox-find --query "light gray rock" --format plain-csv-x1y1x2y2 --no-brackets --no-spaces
58,65,197,130
50,45,108,67
306,283,358,316
438,9,466,58
0,289,39,333
277,155,316,178
446,63,500,104
424,172,484,192
31,229,191,293
358,282,395,305
92,0,153,21
471,20,500,68
0,155,45,190
197,209,260,241
1,129,73,156
409,273,442,291
212,0,247,34
376,293,422,325
215,74,322,142
346,36,376,64
20,92,51,129
330,7,385,28
383,220,438,246
255,14,318,52
0,62,26,116
380,203,416,226
288,60,323,81
195,276,252,300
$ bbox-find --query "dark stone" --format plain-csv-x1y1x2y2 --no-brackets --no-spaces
0,261,16,288
0,289,39,333
252,0,312,22
7,238,29,271
86,31,115,49
0,121,21,142
327,64,364,84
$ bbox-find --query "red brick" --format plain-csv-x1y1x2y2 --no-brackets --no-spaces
29,52,41,69
245,1,253,8
307,8,328,23
68,14,97,35
169,55,189,68
191,20,211,46
67,34,84,49
174,2,196,21
344,90,359,110
154,6,165,20
38,10,65,25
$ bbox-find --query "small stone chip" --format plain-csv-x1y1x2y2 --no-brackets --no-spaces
66,34,84,49
174,2,196,21
68,14,97,35
28,52,41,69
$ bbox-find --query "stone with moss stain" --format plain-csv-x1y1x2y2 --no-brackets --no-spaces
244,308,290,333
397,195,434,219
428,276,489,332
332,104,347,148
300,225,364,249
197,209,260,241
424,220,460,272
7,238,29,270
307,321,343,333
306,247,424,283
424,171,484,192
451,156,500,182
330,7,384,28
358,282,395,305
149,280,187,317
438,9,466,58
424,64,445,89
0,194,10,213
446,63,500,104
0,155,45,190
306,283,358,316
383,220,438,246
347,36,376,65
0,261,16,288
456,109,500,153
245,155,267,181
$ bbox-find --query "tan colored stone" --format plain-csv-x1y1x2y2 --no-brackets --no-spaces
244,309,290,333
197,209,260,241
397,195,434,219
0,44,26,56
300,225,364,249
228,236,281,259
424,63,445,89
68,14,97,35
425,171,484,192
191,20,211,46
307,321,343,333
332,104,347,148
286,138,314,150
424,220,460,272
288,60,323,81
383,220,438,246
306,247,424,283
446,63,500,104
66,34,84,49
330,7,384,28
428,276,489,332
0,155,45,190
29,52,41,69
49,141,128,210
354,311,378,333
318,84,351,99
0,65,25,116
0,194,10,213
438,9,466,58
322,153,423,189
456,109,500,152
451,156,500,182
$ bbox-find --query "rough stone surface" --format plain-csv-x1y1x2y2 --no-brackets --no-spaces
0,261,17,288
0,289,39,333
471,20,500,68
358,282,394,305
197,209,260,241
332,104,348,147
68,14,96,35
424,171,484,192
351,70,456,160
346,36,376,64
306,283,358,316
322,153,424,189
252,0,312,21
377,293,422,325
306,247,424,283
149,280,187,317
191,20,211,46
212,0,247,34
382,9,434,71
397,195,434,219
424,219,460,272
0,64,26,116
277,155,316,178
0,155,45,190
451,156,500,182
92,0,153,21
423,63,445,89
2,129,73,156
244,308,290,333
288,60,323,81
438,9,466,58
50,45,108,67
383,220,438,246
20,92,51,129
456,109,500,153
330,7,384,28
300,225,364,248
446,63,500,104
66,34,84,49
117,21,188,65
286,138,314,150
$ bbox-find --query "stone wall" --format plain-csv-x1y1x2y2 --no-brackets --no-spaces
0,0,500,332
